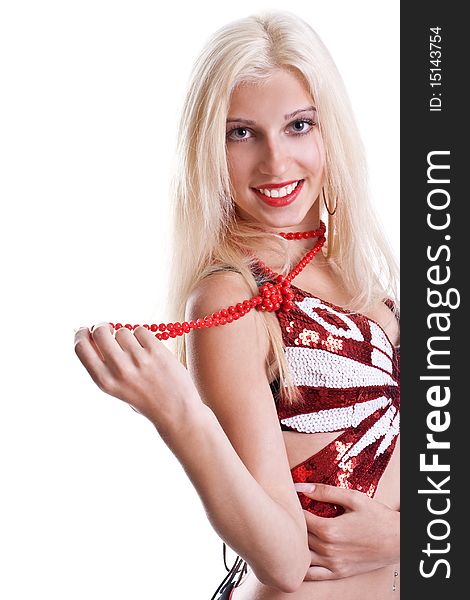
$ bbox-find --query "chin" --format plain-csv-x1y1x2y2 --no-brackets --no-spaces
258,206,315,230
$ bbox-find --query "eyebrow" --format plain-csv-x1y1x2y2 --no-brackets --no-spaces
226,106,316,125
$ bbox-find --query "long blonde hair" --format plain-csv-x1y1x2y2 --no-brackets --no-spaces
168,11,399,398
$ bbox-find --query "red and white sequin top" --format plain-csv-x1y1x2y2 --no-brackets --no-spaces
274,284,400,517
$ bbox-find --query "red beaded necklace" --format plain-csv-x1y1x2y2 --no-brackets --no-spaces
108,221,326,340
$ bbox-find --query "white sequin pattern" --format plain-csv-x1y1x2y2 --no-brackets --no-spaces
369,321,393,358
285,347,398,389
295,297,365,341
375,412,400,457
371,348,393,374
339,406,398,467
281,395,391,433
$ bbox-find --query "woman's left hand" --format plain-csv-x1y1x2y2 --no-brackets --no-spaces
299,483,399,580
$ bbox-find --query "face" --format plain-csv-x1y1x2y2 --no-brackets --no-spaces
226,69,325,231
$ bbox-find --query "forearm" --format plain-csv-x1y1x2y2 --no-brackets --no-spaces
154,401,309,592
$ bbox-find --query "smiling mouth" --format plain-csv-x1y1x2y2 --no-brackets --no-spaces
252,179,305,206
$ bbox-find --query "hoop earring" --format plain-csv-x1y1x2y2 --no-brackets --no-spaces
321,187,338,216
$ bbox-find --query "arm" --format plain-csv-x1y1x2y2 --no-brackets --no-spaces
183,272,310,590
73,273,310,592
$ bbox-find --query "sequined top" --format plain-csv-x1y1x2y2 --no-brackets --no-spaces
273,284,400,517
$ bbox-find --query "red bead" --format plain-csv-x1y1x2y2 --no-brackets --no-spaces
108,224,327,340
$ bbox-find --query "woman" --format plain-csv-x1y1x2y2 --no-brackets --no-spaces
74,11,400,598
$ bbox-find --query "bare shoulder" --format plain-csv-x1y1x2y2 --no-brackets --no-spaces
187,270,257,316
185,269,271,412
185,271,292,490
367,300,400,348
186,270,270,362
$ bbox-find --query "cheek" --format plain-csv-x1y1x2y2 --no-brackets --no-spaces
299,136,325,173
227,148,252,187
303,138,325,172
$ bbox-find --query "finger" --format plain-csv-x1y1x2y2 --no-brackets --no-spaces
303,566,335,582
133,325,161,350
91,322,123,364
307,531,324,551
74,328,110,385
300,483,363,511
114,326,143,353
309,549,326,567
75,326,107,360
303,510,340,541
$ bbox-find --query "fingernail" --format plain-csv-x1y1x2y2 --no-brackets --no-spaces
294,483,316,493
74,326,88,333
91,322,111,332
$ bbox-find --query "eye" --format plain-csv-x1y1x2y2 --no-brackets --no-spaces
288,119,316,135
227,127,253,142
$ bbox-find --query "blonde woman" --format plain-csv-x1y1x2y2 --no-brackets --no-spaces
74,11,400,599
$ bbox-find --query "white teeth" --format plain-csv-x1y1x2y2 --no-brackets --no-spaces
257,180,301,198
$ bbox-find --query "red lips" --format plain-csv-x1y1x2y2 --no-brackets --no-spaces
252,179,305,207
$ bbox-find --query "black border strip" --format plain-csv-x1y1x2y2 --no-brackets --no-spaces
401,2,466,595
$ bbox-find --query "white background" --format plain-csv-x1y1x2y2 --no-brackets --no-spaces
0,1,399,598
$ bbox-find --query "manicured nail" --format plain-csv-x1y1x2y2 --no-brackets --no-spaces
91,322,111,332
294,483,316,493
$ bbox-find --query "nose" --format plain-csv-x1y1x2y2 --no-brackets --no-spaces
257,136,291,177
